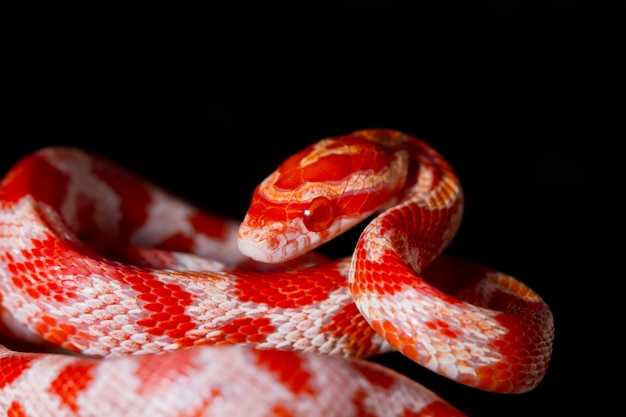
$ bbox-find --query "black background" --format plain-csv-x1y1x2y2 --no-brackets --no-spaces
4,1,623,416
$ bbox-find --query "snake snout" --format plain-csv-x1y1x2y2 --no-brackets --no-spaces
237,222,284,263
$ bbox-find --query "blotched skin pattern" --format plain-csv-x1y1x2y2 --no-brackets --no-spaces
0,129,554,416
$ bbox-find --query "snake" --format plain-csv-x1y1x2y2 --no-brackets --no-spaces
0,129,554,416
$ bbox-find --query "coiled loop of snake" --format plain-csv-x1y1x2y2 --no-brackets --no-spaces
0,129,554,416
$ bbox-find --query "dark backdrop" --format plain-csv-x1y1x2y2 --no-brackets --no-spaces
4,1,623,416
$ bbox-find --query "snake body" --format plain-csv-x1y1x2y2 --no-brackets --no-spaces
0,129,554,416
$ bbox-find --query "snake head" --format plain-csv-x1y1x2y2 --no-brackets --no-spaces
237,130,410,263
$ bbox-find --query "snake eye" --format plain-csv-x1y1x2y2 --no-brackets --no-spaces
303,196,336,232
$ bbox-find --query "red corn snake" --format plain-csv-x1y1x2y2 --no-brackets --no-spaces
0,129,554,416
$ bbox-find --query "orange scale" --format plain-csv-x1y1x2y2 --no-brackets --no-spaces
398,332,415,346
34,323,49,337
35,285,50,297
226,333,247,344
174,337,196,347
142,278,166,290
370,320,384,336
441,328,459,339
134,271,158,284
6,263,18,275
239,324,260,336
165,328,186,339
170,314,193,324
136,284,161,297
10,276,23,289
19,247,33,259
164,282,186,291
385,333,401,348
258,287,280,299
136,318,156,327
311,293,329,303
150,312,171,322
219,322,239,334
248,317,269,326
157,321,179,331
425,321,438,331
120,274,143,285
58,323,76,335
164,305,186,315
247,333,268,343
46,282,64,293
293,279,315,290
136,293,157,302
249,294,268,304
496,344,517,356
259,324,276,335
176,322,196,332
275,299,297,309
401,344,419,361
196,337,224,346
25,287,39,299
172,290,193,302
508,363,523,374
476,366,495,379
158,296,182,307
315,283,338,297
306,285,324,297
23,261,36,273
46,328,69,345
143,303,164,312
64,291,77,299
145,327,165,336
267,292,287,304
151,287,172,297
279,284,298,294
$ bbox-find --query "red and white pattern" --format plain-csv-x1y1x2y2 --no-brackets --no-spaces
0,129,554,416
